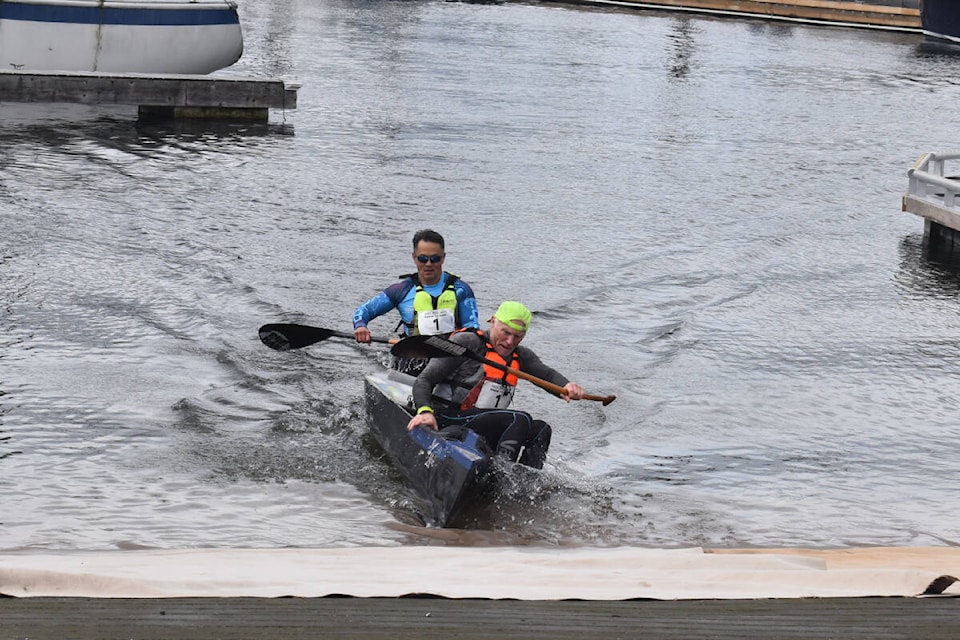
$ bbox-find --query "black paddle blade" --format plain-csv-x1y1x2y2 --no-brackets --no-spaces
390,334,469,360
259,323,336,351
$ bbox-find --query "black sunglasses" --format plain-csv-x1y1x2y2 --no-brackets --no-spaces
416,254,444,264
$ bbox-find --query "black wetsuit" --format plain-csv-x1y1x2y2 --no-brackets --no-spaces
411,330,569,469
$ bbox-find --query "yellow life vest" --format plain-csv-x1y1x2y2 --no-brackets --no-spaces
409,273,459,336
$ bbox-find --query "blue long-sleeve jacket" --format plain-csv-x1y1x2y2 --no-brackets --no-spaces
353,272,480,336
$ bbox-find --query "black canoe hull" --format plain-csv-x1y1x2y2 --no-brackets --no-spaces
922,0,960,43
364,370,491,527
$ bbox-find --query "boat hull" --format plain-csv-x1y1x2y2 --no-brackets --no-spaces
921,0,960,43
364,370,491,527
0,0,243,74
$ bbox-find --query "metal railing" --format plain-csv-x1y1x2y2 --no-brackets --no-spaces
906,151,960,211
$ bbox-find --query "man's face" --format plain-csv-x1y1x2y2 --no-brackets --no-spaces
489,318,526,358
412,240,445,285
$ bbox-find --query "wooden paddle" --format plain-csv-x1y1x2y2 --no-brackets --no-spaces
258,323,399,351
391,334,616,406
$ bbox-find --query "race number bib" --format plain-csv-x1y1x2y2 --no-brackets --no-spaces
474,380,515,409
417,308,456,335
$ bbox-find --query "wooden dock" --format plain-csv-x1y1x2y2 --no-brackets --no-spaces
903,151,960,256
4,596,960,640
538,0,922,32
0,71,299,122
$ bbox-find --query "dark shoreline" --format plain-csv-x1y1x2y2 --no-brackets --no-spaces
3,596,959,640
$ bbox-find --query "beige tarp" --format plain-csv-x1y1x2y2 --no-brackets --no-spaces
1,546,958,600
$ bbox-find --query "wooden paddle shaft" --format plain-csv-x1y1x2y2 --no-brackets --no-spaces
477,355,616,406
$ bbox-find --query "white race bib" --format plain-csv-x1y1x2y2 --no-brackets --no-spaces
417,308,456,336
474,379,515,409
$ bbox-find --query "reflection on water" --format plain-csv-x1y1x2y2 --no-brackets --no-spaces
135,119,296,139
914,39,960,61
666,18,697,80
897,234,960,297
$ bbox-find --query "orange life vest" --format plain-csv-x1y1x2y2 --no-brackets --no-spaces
459,330,520,410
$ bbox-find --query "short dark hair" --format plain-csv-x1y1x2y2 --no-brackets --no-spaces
412,229,445,250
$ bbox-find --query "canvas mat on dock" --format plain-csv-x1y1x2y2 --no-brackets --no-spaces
1,546,959,600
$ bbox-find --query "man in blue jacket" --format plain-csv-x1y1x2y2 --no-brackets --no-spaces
353,230,479,372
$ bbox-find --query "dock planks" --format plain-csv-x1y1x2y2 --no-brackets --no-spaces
3,596,960,640
538,0,922,31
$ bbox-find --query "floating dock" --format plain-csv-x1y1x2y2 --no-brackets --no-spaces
0,71,299,122
903,151,960,255
539,0,922,32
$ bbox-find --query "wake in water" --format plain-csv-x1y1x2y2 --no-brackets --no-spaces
378,456,652,546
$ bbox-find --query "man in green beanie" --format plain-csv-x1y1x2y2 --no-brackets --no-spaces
406,301,584,469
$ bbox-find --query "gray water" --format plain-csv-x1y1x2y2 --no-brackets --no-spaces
3,0,960,552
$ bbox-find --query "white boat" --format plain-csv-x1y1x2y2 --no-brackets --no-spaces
0,0,243,74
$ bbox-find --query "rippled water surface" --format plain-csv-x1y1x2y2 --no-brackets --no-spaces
3,0,960,551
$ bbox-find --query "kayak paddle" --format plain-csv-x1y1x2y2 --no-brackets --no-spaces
259,323,399,351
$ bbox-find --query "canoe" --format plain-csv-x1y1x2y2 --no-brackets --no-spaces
364,368,491,527
0,0,243,74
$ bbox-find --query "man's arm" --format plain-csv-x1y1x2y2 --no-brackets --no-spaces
352,290,396,343
410,331,484,414
454,279,480,330
516,345,569,388
353,290,395,330
353,280,413,342
407,355,462,432
516,345,585,402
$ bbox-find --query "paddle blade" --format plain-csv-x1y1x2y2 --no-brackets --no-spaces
391,334,470,360
259,324,335,351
